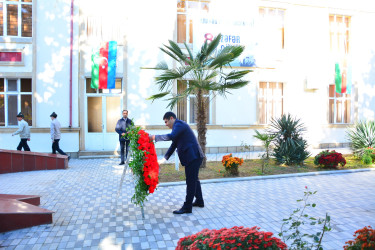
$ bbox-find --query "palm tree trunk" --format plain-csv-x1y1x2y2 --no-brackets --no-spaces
196,89,207,168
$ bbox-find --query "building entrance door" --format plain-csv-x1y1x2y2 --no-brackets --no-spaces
85,79,123,151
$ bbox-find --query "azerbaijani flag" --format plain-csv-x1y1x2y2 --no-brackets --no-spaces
335,59,352,94
91,41,117,89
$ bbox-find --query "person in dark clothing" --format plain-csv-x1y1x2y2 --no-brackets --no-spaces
115,110,133,165
149,112,205,214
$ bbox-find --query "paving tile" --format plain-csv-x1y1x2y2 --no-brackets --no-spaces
0,156,373,249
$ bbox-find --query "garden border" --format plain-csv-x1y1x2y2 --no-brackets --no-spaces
158,168,375,187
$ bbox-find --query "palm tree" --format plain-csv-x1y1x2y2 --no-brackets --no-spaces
145,34,252,167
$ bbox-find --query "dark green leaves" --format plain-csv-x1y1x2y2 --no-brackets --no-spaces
144,33,251,109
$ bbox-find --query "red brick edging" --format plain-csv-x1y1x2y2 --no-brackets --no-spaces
0,149,68,174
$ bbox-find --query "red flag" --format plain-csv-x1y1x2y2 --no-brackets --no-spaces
99,42,109,89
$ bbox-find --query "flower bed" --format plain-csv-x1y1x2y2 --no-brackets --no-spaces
222,154,244,176
127,126,159,207
313,150,346,168
362,147,375,164
344,226,375,250
176,226,287,250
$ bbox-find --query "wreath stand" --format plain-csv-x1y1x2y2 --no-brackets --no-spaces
114,150,145,219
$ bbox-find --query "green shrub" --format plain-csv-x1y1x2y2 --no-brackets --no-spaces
269,114,310,165
362,154,373,165
346,120,375,157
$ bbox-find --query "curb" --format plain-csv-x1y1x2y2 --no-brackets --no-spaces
158,167,375,187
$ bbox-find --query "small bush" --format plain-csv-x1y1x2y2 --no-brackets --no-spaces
314,150,346,168
346,120,375,157
362,154,373,165
364,147,375,163
344,226,375,250
269,114,311,165
222,154,243,176
176,226,287,250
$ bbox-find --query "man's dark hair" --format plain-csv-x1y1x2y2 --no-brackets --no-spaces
163,112,176,120
122,110,128,113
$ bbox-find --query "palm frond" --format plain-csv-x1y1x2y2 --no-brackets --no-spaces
147,91,170,101
223,80,250,89
165,93,189,110
210,45,245,68
141,61,169,70
209,53,235,69
155,69,185,90
184,42,194,61
205,34,222,57
163,41,187,62
160,47,180,61
226,45,245,59
226,70,252,80
168,40,184,57
199,40,209,62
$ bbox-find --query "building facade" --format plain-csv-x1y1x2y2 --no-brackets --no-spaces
1,0,375,156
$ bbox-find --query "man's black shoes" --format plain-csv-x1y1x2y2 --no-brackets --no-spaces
119,162,125,165
173,208,192,214
192,201,204,208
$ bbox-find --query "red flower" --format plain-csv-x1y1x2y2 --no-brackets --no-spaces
344,226,375,250
176,226,287,250
136,130,159,193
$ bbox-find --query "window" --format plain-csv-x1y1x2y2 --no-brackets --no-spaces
177,80,209,124
328,84,351,124
177,0,210,44
86,78,122,94
0,0,32,37
329,15,352,124
258,7,285,52
0,49,24,65
329,14,350,54
0,78,32,126
86,16,124,42
258,82,283,124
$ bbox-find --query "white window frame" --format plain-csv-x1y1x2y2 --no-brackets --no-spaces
258,7,285,53
177,80,211,124
177,0,210,45
0,0,33,37
85,78,123,94
0,78,32,127
258,81,284,125
328,84,353,124
187,91,210,124
328,14,352,124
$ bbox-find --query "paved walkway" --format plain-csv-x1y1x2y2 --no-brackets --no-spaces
0,155,374,250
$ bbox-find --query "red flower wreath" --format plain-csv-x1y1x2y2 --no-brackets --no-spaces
136,130,159,193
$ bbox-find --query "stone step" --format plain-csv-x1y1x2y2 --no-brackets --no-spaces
0,194,53,233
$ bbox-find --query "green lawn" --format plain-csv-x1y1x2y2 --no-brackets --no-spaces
158,155,374,183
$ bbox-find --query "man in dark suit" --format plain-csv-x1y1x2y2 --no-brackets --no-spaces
115,110,133,165
149,112,205,214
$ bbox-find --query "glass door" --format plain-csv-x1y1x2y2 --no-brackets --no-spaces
85,78,123,151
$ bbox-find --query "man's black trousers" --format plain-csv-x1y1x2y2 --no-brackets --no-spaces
17,139,30,151
183,157,204,210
